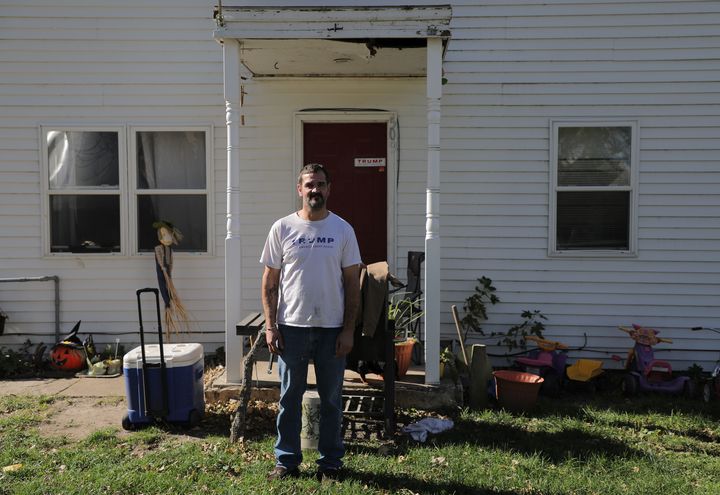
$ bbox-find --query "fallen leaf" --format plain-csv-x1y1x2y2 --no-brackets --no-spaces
2,464,22,473
431,456,447,466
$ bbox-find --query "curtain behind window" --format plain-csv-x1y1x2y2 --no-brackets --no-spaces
47,131,120,252
136,131,207,252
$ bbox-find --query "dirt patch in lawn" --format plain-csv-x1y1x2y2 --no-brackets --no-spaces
34,395,277,443
30,366,276,442
37,397,129,441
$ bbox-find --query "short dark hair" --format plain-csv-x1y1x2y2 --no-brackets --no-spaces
297,163,330,184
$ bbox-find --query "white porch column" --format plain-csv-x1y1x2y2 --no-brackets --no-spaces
223,39,244,383
424,37,443,385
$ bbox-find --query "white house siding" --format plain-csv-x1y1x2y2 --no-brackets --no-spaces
241,0,720,370
440,0,720,370
1,0,719,371
0,1,228,352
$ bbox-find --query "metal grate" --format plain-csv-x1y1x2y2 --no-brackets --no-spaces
343,393,384,416
342,392,389,440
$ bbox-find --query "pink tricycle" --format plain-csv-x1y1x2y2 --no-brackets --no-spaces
619,324,693,397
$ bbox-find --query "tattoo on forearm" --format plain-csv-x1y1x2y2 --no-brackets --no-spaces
262,279,279,324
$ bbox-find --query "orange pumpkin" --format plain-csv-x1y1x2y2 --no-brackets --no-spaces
50,343,86,371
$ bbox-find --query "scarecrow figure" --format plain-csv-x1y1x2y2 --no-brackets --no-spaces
153,220,191,337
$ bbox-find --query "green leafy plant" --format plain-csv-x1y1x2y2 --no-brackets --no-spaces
461,276,500,340
440,346,459,382
98,343,126,361
499,310,547,351
388,292,423,341
0,340,36,378
686,363,704,381
459,276,548,353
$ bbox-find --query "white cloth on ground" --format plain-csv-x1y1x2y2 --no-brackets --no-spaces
402,417,454,442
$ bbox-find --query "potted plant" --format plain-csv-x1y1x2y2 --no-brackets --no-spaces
440,346,459,382
388,292,423,377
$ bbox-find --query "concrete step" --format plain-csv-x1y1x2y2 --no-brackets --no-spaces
206,360,461,410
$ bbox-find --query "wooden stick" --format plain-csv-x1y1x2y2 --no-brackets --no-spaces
451,305,469,367
229,328,266,443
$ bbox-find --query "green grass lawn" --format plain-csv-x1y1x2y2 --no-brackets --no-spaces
1,392,718,494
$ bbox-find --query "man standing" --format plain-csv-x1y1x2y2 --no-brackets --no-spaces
260,163,361,481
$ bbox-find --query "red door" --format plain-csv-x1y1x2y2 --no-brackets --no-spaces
303,122,387,265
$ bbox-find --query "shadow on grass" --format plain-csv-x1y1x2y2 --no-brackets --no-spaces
125,408,276,442
378,392,720,462
534,392,720,420
531,393,720,444
415,417,643,463
340,466,521,495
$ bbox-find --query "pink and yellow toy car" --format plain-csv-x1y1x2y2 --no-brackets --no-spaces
619,324,693,397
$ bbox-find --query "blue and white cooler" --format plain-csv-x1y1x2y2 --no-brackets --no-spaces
122,342,205,429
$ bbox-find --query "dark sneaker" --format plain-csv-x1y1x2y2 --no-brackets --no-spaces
267,466,300,481
316,467,343,482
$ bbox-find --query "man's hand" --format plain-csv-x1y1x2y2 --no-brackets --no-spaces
266,326,284,355
336,328,354,357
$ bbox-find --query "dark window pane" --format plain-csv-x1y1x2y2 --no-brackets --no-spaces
47,131,119,189
558,127,631,187
50,195,120,253
137,131,206,189
557,191,629,250
137,195,207,252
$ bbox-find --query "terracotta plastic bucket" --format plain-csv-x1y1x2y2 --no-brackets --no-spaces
394,339,415,378
493,370,544,412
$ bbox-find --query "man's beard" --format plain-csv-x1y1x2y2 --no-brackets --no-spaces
307,193,325,210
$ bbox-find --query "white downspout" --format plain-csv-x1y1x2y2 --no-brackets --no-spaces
223,39,244,383
424,37,442,385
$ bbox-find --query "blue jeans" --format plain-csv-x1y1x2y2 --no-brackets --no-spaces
275,325,346,470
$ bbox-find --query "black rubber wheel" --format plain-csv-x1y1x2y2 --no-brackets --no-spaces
622,374,638,396
541,371,562,397
683,380,697,399
121,413,136,431
703,382,713,403
594,373,610,392
186,409,202,428
564,379,579,394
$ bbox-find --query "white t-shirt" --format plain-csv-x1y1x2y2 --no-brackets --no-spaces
260,211,362,328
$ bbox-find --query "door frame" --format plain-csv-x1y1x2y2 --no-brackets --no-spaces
293,111,399,269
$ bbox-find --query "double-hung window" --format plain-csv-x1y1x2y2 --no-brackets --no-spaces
42,126,211,255
131,128,209,253
549,122,638,255
45,128,124,253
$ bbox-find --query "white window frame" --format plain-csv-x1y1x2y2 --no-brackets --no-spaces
40,125,213,257
128,125,214,256
549,120,639,257
40,125,127,256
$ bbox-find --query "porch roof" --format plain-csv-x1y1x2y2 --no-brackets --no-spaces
212,5,451,77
